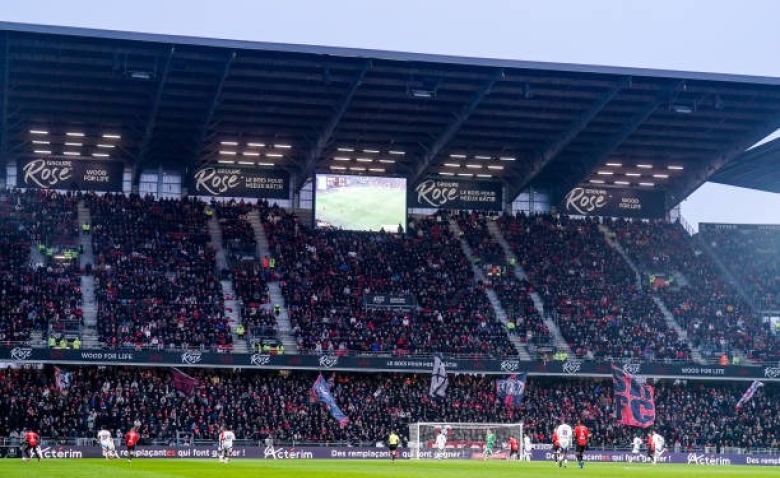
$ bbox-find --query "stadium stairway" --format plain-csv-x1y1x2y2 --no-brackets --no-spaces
77,200,100,349
599,223,707,365
248,209,299,355
448,219,532,361
206,212,247,353
485,219,572,356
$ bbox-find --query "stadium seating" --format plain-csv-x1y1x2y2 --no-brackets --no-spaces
498,213,690,361
0,366,777,452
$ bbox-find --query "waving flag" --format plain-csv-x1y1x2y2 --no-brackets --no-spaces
429,355,449,398
612,366,655,428
54,366,71,393
171,368,201,395
736,380,764,410
496,373,527,408
312,374,349,428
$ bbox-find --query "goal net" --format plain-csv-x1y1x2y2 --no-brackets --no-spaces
408,422,523,459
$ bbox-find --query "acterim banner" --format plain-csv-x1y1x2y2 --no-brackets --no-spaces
561,186,665,219
16,158,124,192
1,446,778,465
190,166,290,199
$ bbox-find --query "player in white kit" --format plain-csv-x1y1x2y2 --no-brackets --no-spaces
97,426,117,459
218,427,236,463
555,420,573,468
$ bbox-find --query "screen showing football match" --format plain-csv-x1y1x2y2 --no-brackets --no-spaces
314,173,407,231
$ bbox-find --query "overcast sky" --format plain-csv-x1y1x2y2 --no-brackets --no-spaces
3,0,780,229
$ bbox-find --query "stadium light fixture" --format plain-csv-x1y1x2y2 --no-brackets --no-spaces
465,164,482,169
362,149,380,154
238,161,255,165
66,132,85,137
637,164,653,169
266,153,284,158
606,162,622,167
438,171,455,176
65,142,82,147
639,182,654,187
33,150,52,155
499,156,516,161
219,151,237,156
97,144,115,149
217,159,235,164
30,129,49,135
92,153,110,158
443,163,460,168
615,180,630,185
652,174,669,179
474,155,492,160
388,150,405,155
409,88,435,99
457,173,473,177
32,140,50,145
63,151,80,156
274,144,292,149
596,171,614,175
378,159,396,164
337,147,354,152
449,154,467,159
668,165,684,170
476,174,492,178
243,151,261,157
671,104,694,114
626,173,641,177
333,157,351,161
220,141,239,146
368,168,386,172
128,70,153,80
589,179,605,184
487,165,504,170
355,158,373,163
329,165,347,170
247,142,266,148
102,133,121,139
257,162,274,167
349,166,365,172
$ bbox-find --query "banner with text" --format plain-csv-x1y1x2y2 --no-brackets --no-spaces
190,166,290,199
17,158,124,192
363,294,416,310
561,186,665,219
409,178,503,211
700,223,780,233
2,346,779,381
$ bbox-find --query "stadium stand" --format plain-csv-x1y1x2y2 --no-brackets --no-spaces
86,194,231,351
0,366,777,453
612,219,778,363
499,213,691,362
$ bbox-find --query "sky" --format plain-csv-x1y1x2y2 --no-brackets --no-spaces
2,0,780,229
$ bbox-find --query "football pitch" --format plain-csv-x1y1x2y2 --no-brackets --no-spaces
0,459,775,478
316,186,406,231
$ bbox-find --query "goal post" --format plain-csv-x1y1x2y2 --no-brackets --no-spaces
408,422,523,459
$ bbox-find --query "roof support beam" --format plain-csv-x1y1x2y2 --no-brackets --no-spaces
194,51,236,169
505,77,630,201
550,80,686,205
0,32,10,177
295,60,371,191
409,70,503,185
667,114,780,207
132,45,175,185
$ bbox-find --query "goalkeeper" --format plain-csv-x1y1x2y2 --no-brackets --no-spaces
483,429,496,460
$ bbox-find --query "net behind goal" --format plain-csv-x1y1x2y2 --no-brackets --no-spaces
408,422,523,459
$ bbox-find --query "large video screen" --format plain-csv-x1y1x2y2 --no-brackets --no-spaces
314,174,407,231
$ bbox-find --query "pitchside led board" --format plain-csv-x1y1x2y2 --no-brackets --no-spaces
17,158,124,192
408,178,504,211
314,173,407,231
190,166,290,199
561,185,665,219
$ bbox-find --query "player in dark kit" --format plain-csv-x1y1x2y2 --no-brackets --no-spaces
22,429,43,462
124,426,140,463
573,419,592,469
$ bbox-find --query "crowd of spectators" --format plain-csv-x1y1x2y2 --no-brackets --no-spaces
700,225,780,311
85,193,230,351
454,211,553,349
211,200,279,349
613,219,777,362
498,213,690,361
264,206,516,357
0,190,83,346
0,365,777,452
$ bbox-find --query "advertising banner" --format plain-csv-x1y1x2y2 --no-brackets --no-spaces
17,158,124,192
363,294,416,309
2,445,778,465
561,186,665,219
2,346,779,382
190,166,290,199
409,178,503,211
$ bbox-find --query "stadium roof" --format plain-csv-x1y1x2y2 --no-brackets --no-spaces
710,137,780,194
2,21,780,207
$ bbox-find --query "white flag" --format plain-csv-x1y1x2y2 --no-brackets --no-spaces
429,356,449,398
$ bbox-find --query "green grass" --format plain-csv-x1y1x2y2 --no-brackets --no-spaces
316,186,406,231
0,459,775,478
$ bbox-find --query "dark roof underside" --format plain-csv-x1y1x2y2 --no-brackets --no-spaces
2,21,780,206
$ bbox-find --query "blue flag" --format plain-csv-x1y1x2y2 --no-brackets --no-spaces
312,374,349,428
496,373,527,408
